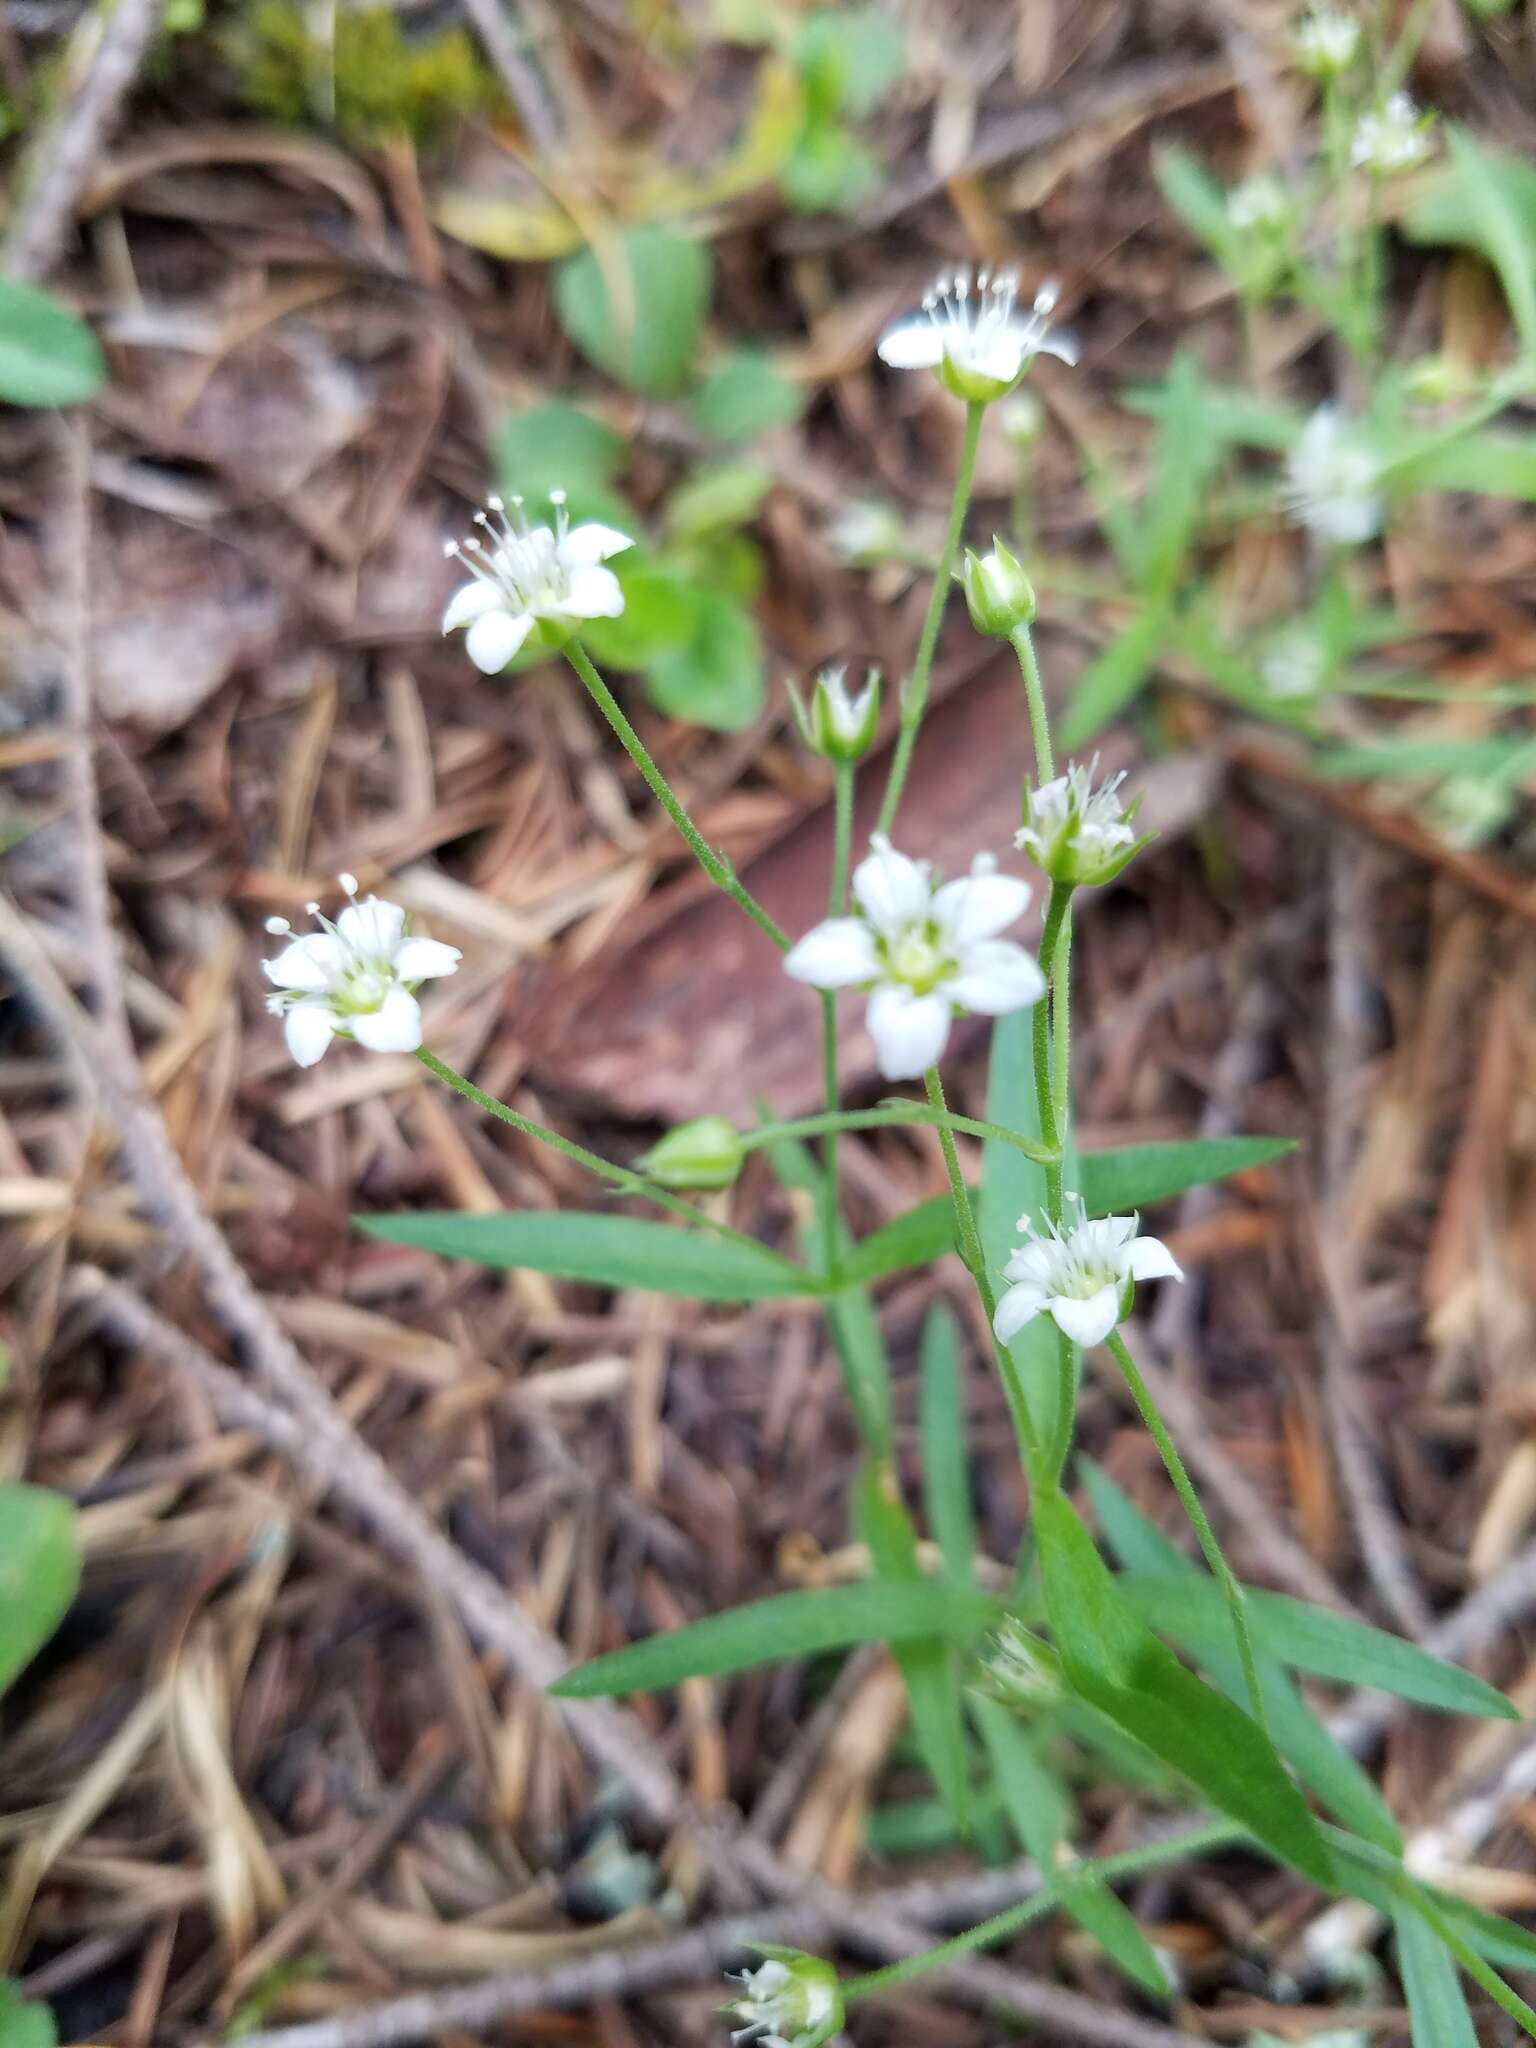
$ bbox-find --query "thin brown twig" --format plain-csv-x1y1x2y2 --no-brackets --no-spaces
2,0,165,281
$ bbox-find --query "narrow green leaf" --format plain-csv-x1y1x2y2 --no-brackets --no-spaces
971,1698,1172,1999
856,1461,970,1828
354,1211,812,1303
553,226,712,395
978,1009,1062,1451
1404,133,1536,357
0,1484,79,1696
0,281,105,408
1083,1462,1400,1853
762,1125,891,1452
1119,1574,1518,1720
919,1302,975,1586
1057,606,1168,749
1394,1904,1480,2048
1034,1489,1335,1888
550,1580,998,1698
1078,1136,1294,1215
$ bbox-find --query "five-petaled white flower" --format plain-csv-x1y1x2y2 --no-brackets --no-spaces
993,1197,1183,1349
1016,759,1145,888
725,1950,842,2048
1294,6,1361,75
1282,406,1384,545
441,490,632,673
1350,93,1433,176
263,876,460,1068
877,268,1078,404
785,835,1044,1080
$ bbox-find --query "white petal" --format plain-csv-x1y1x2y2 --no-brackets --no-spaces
944,940,1045,1016
852,837,931,939
337,897,405,956
783,918,880,989
264,934,337,993
560,564,625,620
1128,1235,1184,1283
960,329,1026,384
1049,1287,1121,1348
877,316,945,369
933,868,1032,947
442,580,502,634
865,985,952,1080
284,1001,336,1067
393,936,461,982
350,986,424,1053
464,608,533,674
560,522,634,567
993,1282,1046,1345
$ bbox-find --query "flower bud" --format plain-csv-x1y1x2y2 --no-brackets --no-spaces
724,1948,843,2048
1016,759,1150,888
788,665,881,763
970,1618,1064,1711
638,1116,745,1191
962,538,1036,637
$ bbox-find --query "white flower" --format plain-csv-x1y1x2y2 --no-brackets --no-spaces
1294,6,1361,75
1227,174,1290,232
441,490,632,673
878,268,1078,403
263,875,460,1068
1259,626,1328,701
1015,759,1143,887
1350,93,1433,175
725,1951,842,2048
785,835,1043,1080
1282,406,1383,545
992,1197,1183,1349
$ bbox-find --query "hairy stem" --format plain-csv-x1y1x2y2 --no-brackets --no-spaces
415,1049,777,1262
1107,1329,1269,1732
1010,620,1054,784
566,640,789,951
876,400,986,835
925,1066,1044,1478
819,760,857,1275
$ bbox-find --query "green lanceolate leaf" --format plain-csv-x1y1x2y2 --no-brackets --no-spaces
918,1302,975,1586
550,1580,998,1698
856,1460,970,1828
971,1698,1170,1997
1057,606,1170,749
0,1484,80,1696
1118,1573,1518,1721
1393,1903,1480,2048
1078,1136,1294,1215
844,1134,1289,1290
354,1211,812,1303
553,225,712,396
1033,1488,1335,1888
0,281,105,408
1082,1462,1400,1853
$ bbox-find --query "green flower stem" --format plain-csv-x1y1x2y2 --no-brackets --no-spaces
740,1103,1057,1164
843,1818,1244,2000
925,1066,1044,1480
1106,1329,1270,1734
1009,620,1054,784
1031,885,1070,1218
565,640,789,953
414,1048,774,1263
819,760,857,1276
876,400,986,836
